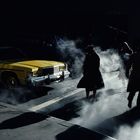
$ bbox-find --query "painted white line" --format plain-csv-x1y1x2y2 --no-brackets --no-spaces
29,88,84,112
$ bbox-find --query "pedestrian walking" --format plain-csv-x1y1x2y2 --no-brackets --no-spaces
77,45,104,100
127,46,140,108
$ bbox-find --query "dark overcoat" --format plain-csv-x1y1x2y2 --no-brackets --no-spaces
127,52,140,92
77,50,104,91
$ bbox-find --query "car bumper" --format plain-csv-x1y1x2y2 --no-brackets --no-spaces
28,70,70,86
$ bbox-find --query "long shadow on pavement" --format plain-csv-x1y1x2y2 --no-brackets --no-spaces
93,106,140,137
0,112,47,129
115,106,140,125
55,125,113,140
56,107,140,140
49,100,83,121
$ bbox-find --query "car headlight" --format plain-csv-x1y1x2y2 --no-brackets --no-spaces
59,64,67,71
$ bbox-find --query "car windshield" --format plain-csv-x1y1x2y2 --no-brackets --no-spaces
0,47,26,61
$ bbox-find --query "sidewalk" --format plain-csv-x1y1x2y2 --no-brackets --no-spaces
0,102,116,140
93,106,140,138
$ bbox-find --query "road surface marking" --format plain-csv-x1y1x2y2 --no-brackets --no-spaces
29,88,84,111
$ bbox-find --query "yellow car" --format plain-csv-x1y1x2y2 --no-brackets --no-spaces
0,47,70,88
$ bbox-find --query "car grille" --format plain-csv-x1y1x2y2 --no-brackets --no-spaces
39,65,65,76
41,67,54,75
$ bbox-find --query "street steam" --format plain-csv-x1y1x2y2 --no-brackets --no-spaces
105,121,140,140
70,48,133,128
56,38,85,77
0,88,34,105
95,47,127,89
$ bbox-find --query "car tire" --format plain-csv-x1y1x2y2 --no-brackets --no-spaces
2,75,19,89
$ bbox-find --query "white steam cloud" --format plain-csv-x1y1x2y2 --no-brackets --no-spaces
104,121,140,140
70,48,132,129
71,92,129,128
56,38,85,77
0,88,33,105
94,47,127,89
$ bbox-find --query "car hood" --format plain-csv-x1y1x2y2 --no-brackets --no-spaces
17,60,64,68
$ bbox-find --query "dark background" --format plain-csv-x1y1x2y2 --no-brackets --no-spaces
0,1,139,54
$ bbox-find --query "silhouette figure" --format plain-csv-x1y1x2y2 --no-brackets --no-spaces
119,42,133,78
77,45,104,100
127,47,140,108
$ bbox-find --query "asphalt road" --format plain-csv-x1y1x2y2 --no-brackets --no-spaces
0,77,81,104
0,71,139,139
0,77,117,140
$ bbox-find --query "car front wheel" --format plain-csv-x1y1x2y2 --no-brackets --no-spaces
3,75,19,89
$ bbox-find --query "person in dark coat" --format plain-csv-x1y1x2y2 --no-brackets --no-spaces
119,42,133,78
77,45,104,99
127,47,140,108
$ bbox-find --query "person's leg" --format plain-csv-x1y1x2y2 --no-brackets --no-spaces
86,88,90,99
127,91,136,108
92,90,96,99
136,91,140,108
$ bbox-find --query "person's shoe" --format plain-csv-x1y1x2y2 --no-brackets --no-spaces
86,96,89,99
128,102,132,108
